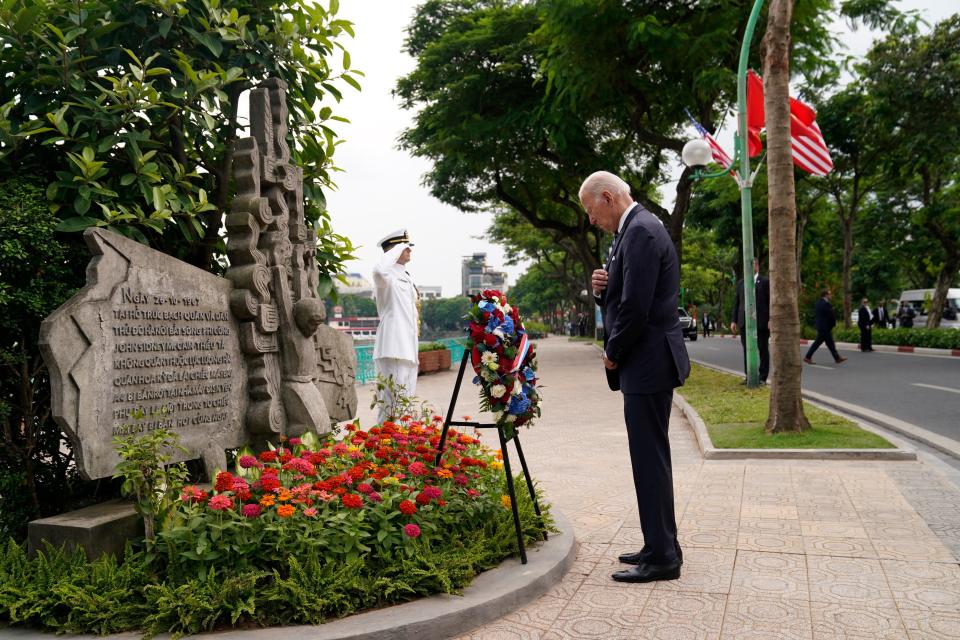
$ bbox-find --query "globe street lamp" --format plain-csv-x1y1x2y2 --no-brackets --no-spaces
683,0,765,388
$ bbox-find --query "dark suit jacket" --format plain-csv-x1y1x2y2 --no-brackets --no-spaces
731,274,770,329
597,205,690,394
814,297,837,333
874,306,888,327
857,305,873,330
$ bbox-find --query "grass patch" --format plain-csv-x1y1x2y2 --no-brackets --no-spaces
681,364,894,449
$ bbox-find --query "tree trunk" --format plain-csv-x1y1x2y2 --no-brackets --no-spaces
762,0,810,434
928,249,959,328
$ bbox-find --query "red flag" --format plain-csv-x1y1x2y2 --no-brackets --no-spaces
744,70,832,175
745,70,765,157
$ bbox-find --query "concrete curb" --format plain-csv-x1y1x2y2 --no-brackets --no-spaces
3,511,577,640
676,375,916,462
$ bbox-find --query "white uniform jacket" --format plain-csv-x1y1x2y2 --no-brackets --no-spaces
372,243,419,365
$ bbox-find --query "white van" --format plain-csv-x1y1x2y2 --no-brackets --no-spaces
898,288,960,329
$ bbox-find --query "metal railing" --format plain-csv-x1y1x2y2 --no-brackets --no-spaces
353,337,470,386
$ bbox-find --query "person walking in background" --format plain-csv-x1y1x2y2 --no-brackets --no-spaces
804,290,847,364
701,311,711,338
583,170,689,584
874,298,890,328
730,258,770,384
858,298,874,352
898,300,915,328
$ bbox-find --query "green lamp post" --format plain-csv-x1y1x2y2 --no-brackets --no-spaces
682,0,766,388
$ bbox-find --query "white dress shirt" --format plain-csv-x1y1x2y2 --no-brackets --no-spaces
372,243,419,365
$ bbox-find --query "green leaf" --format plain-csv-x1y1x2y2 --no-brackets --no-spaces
342,74,361,92
74,195,90,215
56,216,100,232
13,5,42,35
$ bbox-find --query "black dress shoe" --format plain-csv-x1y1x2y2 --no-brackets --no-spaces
618,546,683,566
612,561,681,583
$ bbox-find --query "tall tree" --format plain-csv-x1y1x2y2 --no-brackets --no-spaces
859,16,960,327
763,0,810,433
816,87,881,326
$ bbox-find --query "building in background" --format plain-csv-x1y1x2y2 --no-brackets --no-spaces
461,253,507,296
420,285,442,300
338,272,374,298
328,305,378,341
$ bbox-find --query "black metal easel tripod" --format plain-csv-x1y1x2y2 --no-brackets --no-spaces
434,349,547,564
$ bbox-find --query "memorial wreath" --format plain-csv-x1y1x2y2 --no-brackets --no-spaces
467,290,540,438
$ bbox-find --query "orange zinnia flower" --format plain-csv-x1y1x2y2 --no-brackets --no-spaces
259,495,276,508
277,504,296,518
277,490,292,502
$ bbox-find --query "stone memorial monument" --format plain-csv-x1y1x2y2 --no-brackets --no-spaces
39,78,358,487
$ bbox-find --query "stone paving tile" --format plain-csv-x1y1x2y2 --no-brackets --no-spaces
871,537,956,563
737,532,806,554
731,550,809,601
679,528,738,549
806,555,896,609
810,603,908,639
720,596,813,640
804,535,878,559
882,559,960,613
632,591,726,639
899,607,960,639
654,547,736,595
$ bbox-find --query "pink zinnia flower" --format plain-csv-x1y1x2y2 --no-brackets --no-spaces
357,483,373,494
368,491,383,503
238,454,258,469
317,490,335,502
241,503,261,518
408,461,428,477
303,507,317,517
404,523,421,538
289,437,302,446
180,485,208,504
454,474,469,486
208,495,233,511
422,486,442,500
332,443,349,455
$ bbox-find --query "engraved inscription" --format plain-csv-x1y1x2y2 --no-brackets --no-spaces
111,287,235,437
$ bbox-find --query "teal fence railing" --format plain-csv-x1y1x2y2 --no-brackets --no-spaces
353,337,470,385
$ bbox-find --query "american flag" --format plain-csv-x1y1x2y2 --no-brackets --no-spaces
686,110,734,168
789,98,833,176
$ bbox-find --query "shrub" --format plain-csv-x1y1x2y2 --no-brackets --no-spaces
417,341,447,352
805,326,960,350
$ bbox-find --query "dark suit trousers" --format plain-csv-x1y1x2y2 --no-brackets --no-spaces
805,330,841,361
623,390,679,564
739,329,770,381
859,327,872,351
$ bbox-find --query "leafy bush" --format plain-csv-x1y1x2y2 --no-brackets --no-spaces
803,326,960,349
0,178,112,541
417,341,448,352
524,320,549,337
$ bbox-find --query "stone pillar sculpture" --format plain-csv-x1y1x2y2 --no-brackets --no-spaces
227,78,333,436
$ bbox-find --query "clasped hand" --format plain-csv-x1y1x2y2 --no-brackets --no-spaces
592,268,608,296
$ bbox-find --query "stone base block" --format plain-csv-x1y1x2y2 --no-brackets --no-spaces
27,500,143,560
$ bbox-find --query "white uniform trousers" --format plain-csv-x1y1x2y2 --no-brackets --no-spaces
374,357,418,423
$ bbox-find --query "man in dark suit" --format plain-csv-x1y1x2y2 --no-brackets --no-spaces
804,290,847,364
857,298,874,352
730,258,770,383
582,171,691,584
874,299,890,329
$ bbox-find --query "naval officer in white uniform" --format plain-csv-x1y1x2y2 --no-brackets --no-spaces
372,229,420,421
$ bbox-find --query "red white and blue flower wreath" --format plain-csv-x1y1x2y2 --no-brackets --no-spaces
467,289,540,438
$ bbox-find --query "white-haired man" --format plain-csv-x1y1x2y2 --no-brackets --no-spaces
372,229,419,421
582,171,690,583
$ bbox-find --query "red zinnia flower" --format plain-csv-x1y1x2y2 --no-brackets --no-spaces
341,493,364,509
208,495,233,511
241,503,262,518
214,471,235,493
399,499,417,515
258,451,277,463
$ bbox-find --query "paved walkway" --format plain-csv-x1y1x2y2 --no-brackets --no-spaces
357,337,960,639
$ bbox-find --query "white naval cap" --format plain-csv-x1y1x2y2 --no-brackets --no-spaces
378,228,414,250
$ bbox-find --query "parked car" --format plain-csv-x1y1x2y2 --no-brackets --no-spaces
678,308,697,341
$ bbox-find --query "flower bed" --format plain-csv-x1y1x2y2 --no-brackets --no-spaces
0,415,551,637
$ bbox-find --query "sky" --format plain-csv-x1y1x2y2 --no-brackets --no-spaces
323,1,956,298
